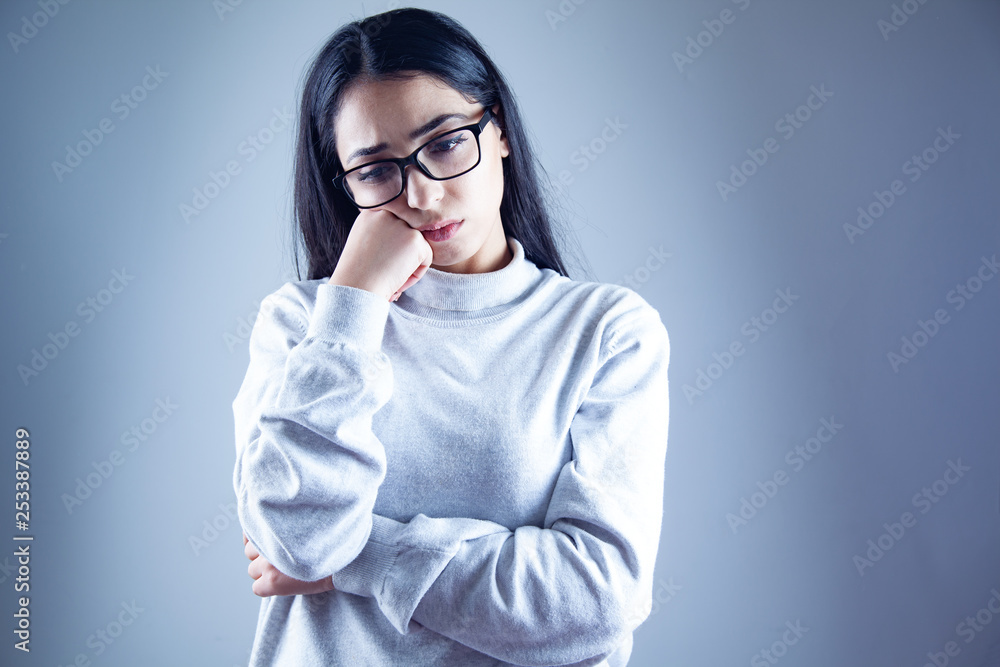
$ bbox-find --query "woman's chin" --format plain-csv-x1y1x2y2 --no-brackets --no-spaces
428,245,472,272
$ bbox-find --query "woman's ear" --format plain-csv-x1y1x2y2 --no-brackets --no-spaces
492,105,510,158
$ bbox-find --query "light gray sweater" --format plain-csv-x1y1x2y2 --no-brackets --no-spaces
232,237,670,666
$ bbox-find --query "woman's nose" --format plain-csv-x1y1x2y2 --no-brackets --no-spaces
403,166,444,209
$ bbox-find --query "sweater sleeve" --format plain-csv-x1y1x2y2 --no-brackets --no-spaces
232,282,392,583
330,297,670,667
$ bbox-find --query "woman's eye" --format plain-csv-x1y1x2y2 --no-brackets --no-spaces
430,135,467,153
357,165,389,182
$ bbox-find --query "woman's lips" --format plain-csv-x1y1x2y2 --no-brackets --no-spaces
421,221,462,243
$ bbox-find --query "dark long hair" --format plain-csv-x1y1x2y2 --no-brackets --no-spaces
291,7,570,281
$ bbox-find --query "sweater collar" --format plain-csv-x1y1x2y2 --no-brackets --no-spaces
398,237,538,313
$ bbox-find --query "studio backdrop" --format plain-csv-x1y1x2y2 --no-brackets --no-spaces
1,0,998,665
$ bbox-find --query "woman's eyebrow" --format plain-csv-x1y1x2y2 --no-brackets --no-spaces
408,112,469,141
345,112,470,166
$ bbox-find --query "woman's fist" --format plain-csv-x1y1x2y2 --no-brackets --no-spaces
329,209,433,301
243,532,334,598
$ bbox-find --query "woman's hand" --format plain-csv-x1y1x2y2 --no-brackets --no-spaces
329,209,434,302
244,532,334,597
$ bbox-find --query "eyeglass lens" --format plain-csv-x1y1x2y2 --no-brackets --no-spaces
342,127,480,207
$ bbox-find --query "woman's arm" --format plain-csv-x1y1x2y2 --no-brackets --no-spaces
236,209,430,584
233,282,392,582
330,295,670,667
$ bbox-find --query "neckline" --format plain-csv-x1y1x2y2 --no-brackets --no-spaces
396,237,539,314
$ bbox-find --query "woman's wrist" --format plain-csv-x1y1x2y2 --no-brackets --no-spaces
328,271,392,302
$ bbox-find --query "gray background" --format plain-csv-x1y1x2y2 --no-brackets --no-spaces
1,0,998,665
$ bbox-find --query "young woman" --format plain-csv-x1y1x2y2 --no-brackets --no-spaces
233,7,670,666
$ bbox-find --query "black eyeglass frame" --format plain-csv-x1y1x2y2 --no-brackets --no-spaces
332,107,496,209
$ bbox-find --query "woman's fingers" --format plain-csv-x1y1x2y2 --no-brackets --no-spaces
248,554,267,581
246,552,335,597
243,524,332,598
244,537,260,561
412,262,431,282
396,262,432,296
250,562,283,597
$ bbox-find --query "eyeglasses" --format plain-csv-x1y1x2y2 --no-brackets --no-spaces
333,108,495,209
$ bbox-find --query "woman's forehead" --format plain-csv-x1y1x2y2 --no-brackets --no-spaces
334,74,479,160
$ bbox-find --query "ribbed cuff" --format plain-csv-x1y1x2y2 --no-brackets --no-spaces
308,284,390,350
331,514,403,599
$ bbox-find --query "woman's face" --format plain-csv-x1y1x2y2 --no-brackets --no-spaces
333,73,511,274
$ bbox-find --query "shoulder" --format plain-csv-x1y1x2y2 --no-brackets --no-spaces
536,271,669,358
252,276,330,340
